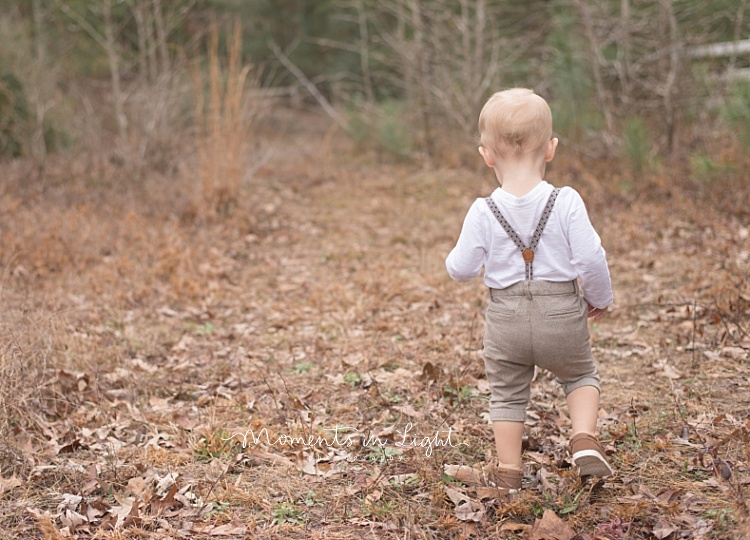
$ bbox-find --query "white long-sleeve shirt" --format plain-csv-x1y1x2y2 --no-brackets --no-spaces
445,181,613,309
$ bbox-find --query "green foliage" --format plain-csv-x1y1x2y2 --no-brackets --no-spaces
195,428,240,460
364,444,399,464
543,9,603,145
720,80,750,148
292,361,314,374
365,498,397,518
0,70,27,157
302,490,317,507
272,501,305,525
559,486,587,515
348,100,415,160
622,117,653,176
381,390,402,404
676,0,750,41
343,371,363,387
443,385,480,404
2,0,748,165
214,0,359,86
689,152,736,185
0,16,67,158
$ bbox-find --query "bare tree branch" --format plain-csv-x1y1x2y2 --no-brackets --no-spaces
268,40,350,133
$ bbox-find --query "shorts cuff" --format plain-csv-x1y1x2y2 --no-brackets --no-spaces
489,408,527,423
562,379,601,396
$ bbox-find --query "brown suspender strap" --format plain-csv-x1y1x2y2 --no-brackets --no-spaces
484,188,560,280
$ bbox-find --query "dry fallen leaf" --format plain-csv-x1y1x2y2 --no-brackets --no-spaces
26,508,59,535
60,508,87,530
123,497,142,528
720,347,747,360
502,521,531,533
195,519,248,536
108,494,138,529
155,472,179,495
365,488,382,502
454,500,485,522
444,486,485,522
127,476,149,498
655,488,683,504
295,452,335,477
711,458,732,481
443,464,483,486
348,517,400,530
57,493,83,514
652,519,678,539
393,403,422,418
661,363,682,380
420,361,442,383
130,357,158,373
444,486,470,506
389,473,419,485
476,486,508,500
150,483,180,516
0,476,22,496
529,509,576,540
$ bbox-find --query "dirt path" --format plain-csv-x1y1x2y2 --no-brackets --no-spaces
1,115,749,539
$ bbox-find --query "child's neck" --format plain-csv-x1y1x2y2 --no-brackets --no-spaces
495,160,547,198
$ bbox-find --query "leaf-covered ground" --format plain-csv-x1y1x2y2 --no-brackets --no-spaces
1,110,749,539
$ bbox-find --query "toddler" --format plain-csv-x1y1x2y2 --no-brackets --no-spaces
446,88,614,492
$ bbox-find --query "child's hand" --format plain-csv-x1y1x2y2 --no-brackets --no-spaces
586,302,608,321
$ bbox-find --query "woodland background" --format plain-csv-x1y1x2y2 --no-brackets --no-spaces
1,1,750,539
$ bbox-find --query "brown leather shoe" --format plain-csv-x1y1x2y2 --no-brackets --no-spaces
485,465,523,492
570,433,614,478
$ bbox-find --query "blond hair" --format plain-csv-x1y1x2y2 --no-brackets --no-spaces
478,88,552,157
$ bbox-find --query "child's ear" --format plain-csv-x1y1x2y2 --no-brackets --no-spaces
544,138,558,162
478,146,495,167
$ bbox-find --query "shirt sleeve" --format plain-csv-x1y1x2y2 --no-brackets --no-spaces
565,190,613,308
446,199,487,282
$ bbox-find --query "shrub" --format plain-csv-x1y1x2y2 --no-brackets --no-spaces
720,80,750,148
622,116,653,176
0,69,27,157
0,17,67,159
348,99,415,161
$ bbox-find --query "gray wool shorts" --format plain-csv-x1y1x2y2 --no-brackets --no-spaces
483,280,600,423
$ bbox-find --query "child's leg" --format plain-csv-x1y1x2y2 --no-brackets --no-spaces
566,385,599,437
529,283,613,477
566,385,614,477
492,420,524,470
488,420,524,491
483,284,534,490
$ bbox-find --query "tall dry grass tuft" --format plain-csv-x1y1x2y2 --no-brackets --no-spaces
192,20,257,219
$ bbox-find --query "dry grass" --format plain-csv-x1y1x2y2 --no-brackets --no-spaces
192,19,257,219
0,108,748,539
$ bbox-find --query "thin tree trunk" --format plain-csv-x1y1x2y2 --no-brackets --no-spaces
574,0,614,134
152,0,170,74
412,0,433,167
102,0,130,158
474,0,487,105
356,0,375,104
729,0,748,74
660,0,679,154
620,0,632,112
32,0,45,63
129,0,149,85
30,0,48,162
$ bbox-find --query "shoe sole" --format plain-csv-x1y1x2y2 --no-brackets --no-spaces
572,449,614,477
